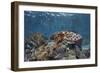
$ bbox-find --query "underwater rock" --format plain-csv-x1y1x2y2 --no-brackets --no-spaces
24,32,48,61
33,41,67,60
64,49,76,59
34,45,49,60
24,31,89,61
47,41,66,60
29,32,48,46
82,49,90,58
75,45,87,59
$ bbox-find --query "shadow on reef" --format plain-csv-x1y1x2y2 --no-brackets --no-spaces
24,31,90,61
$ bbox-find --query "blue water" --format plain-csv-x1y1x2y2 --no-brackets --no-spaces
24,11,90,46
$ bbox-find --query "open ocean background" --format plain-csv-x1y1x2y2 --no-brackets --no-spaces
24,11,90,49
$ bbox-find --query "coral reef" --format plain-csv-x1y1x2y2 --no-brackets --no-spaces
24,31,90,61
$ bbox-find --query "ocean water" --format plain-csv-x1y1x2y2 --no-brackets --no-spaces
24,11,90,47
